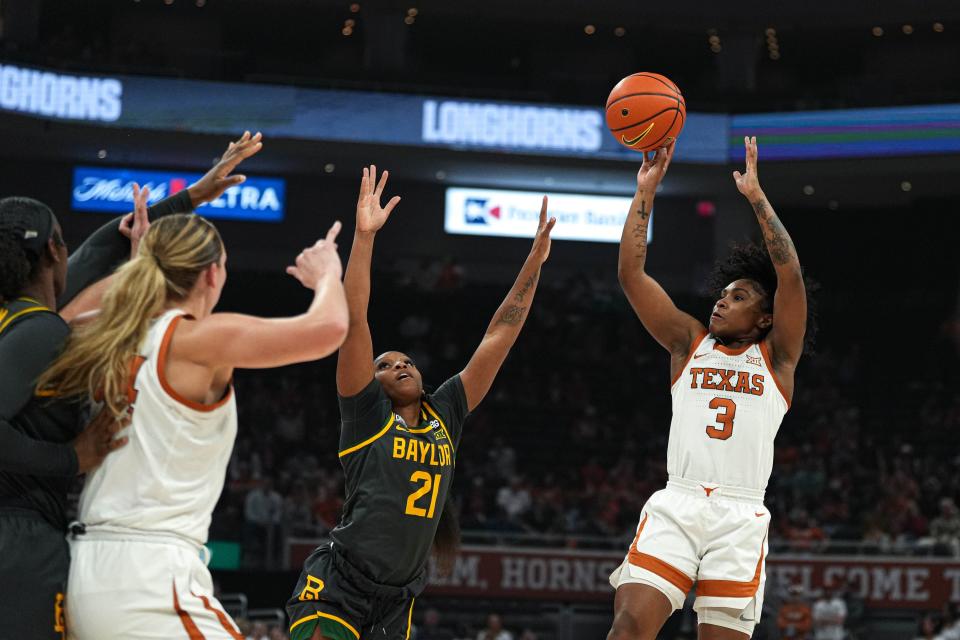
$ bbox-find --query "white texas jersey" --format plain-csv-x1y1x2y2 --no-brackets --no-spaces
667,333,789,492
78,309,237,546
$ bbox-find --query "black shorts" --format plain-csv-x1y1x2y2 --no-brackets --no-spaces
0,508,69,640
286,542,426,640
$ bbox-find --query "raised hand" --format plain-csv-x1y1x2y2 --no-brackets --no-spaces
529,196,557,265
188,131,264,207
119,182,151,258
355,165,401,233
73,406,130,473
733,136,763,199
286,221,344,290
636,143,675,193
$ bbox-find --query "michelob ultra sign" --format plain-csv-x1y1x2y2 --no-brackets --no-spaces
72,166,285,222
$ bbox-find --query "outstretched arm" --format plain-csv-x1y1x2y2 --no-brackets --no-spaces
460,197,555,411
59,131,264,312
181,221,348,369
618,144,705,361
335,166,402,396
61,183,153,324
733,136,806,370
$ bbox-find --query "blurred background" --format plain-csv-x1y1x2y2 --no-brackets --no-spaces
2,1,960,638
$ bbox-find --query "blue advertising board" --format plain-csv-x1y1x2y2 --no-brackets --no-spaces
71,166,285,222
3,61,959,163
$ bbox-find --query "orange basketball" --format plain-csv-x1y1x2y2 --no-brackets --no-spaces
605,72,686,152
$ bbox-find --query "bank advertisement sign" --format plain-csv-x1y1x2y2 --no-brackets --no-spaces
444,187,649,244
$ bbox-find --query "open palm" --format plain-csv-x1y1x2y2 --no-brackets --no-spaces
356,165,401,233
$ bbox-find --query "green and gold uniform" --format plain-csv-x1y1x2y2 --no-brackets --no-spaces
287,375,468,640
0,191,193,639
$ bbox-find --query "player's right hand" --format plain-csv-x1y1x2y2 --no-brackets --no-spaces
188,131,264,207
355,165,401,233
286,221,344,289
636,142,675,193
73,406,130,474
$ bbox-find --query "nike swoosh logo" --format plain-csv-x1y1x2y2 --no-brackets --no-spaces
621,122,656,147
693,352,710,359
739,614,755,622
755,512,765,517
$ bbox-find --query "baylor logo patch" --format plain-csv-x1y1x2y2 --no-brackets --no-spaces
298,575,325,601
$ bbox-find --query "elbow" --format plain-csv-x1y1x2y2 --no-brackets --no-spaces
305,317,350,360
617,263,640,287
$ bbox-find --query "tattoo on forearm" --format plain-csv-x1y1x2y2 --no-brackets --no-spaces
764,216,797,265
497,305,527,326
636,196,650,221
751,198,797,265
513,273,537,303
751,199,770,220
632,197,650,263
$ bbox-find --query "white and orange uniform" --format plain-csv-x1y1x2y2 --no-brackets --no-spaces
67,310,243,640
610,333,790,635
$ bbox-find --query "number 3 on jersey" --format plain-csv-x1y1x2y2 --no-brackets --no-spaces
706,397,737,440
405,471,442,519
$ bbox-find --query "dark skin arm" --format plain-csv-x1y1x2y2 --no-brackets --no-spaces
460,197,555,411
733,136,806,396
335,166,402,397
617,143,706,380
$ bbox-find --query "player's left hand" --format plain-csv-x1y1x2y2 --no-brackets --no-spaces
528,196,556,264
119,182,151,258
733,136,763,199
188,131,264,207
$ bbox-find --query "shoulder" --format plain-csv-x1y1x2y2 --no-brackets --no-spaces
426,375,467,413
338,378,391,421
1,309,68,346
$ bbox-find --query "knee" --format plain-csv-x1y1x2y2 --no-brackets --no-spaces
607,611,657,640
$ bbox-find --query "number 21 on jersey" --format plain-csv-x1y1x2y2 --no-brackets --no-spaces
405,471,442,519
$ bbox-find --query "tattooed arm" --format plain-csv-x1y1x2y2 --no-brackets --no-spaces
460,197,556,411
733,136,806,370
618,144,706,366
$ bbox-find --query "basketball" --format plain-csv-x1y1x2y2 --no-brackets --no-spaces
605,72,686,152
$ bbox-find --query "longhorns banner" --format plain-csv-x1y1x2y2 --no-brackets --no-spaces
286,542,960,609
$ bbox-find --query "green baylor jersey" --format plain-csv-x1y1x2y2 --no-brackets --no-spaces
330,375,468,586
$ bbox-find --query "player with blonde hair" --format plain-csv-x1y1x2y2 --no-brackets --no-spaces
40,202,349,638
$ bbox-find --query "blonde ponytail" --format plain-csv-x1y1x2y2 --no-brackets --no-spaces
38,214,223,417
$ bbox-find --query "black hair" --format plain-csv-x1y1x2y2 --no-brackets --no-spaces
706,241,819,354
0,197,59,303
431,497,461,576
0,229,32,303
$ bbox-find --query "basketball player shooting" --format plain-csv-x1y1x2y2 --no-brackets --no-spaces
607,136,815,640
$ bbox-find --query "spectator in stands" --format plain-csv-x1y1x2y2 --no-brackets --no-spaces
496,476,532,524
778,584,813,639
416,608,454,640
518,630,538,640
842,575,866,639
246,621,268,640
435,256,464,291
243,477,282,568
476,613,513,640
915,611,941,640
812,583,847,640
930,498,960,556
